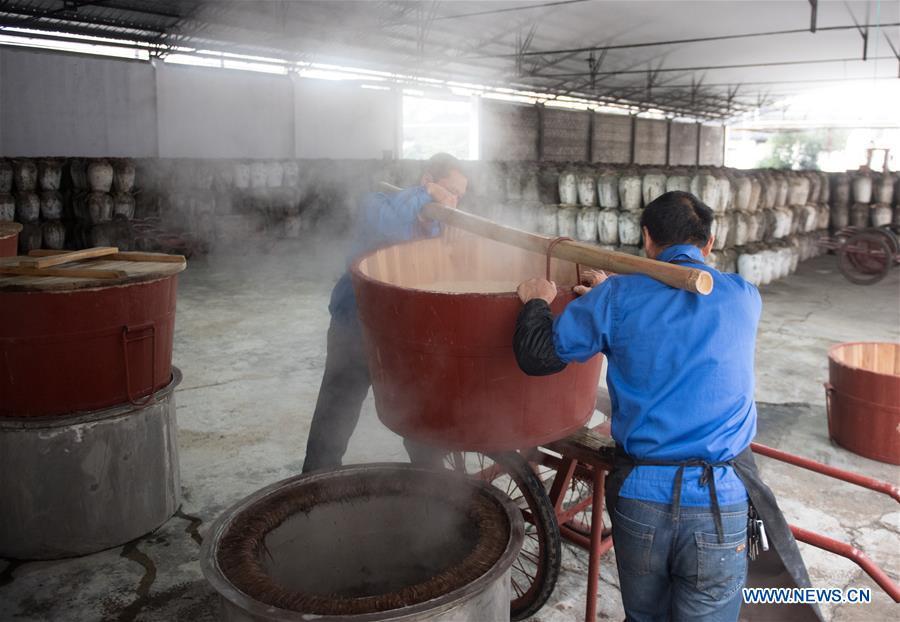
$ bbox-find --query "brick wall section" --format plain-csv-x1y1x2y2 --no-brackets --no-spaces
591,113,632,164
480,100,540,161
699,124,725,166
668,121,698,166
633,118,668,165
541,107,590,162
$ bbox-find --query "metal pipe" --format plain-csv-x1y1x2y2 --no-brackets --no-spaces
790,525,900,602
750,442,900,503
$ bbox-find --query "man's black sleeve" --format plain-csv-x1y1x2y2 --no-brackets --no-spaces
513,299,568,376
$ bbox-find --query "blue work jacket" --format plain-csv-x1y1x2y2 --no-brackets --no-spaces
329,186,439,322
553,244,761,506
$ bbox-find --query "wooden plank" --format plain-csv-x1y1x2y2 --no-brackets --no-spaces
544,427,616,466
27,249,186,263
18,247,119,269
0,266,127,279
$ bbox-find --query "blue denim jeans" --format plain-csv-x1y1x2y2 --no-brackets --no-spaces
613,496,749,622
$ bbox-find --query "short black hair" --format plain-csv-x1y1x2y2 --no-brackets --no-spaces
640,191,713,248
424,152,464,181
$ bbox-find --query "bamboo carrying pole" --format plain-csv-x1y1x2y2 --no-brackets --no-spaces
378,182,712,295
427,202,713,295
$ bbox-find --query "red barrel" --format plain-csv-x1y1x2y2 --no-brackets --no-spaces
826,342,900,465
0,222,21,257
0,255,185,417
352,230,603,452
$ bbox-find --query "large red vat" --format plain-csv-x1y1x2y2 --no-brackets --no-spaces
351,229,603,452
0,222,21,257
826,342,900,465
0,255,186,417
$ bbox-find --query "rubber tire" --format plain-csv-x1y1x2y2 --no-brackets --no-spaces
488,451,562,621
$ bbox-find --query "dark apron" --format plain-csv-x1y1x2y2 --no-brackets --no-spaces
604,447,824,621
602,256,824,621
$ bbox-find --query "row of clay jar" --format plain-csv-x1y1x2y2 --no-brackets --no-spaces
556,167,832,212
2,191,136,224
0,158,136,194
831,202,899,229
830,171,897,206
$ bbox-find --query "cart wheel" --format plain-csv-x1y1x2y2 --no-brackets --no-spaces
874,225,900,256
838,232,892,285
445,451,561,621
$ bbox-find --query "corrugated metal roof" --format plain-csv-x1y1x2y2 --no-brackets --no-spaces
0,1,897,120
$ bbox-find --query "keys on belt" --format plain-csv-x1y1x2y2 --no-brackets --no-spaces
748,504,769,560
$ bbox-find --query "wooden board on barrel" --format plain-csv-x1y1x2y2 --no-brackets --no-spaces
0,249,186,417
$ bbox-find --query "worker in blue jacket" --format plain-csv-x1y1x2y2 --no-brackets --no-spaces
302,153,468,473
513,191,818,622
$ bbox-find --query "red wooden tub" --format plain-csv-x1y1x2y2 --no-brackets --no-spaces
352,229,603,453
826,341,900,465
0,253,186,417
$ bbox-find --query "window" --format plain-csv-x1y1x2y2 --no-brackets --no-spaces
402,94,478,160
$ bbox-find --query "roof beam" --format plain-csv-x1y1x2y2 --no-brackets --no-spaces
464,21,900,60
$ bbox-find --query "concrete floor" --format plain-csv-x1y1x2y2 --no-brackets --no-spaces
1,243,898,622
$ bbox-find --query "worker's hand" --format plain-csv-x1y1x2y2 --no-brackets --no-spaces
517,278,557,304
573,269,610,296
425,182,459,209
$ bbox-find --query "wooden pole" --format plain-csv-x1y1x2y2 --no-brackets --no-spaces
377,183,713,295
420,202,713,295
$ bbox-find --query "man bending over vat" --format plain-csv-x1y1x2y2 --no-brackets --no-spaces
302,153,468,473
513,191,817,622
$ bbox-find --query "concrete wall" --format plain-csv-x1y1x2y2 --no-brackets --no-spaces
591,113,632,164
0,46,396,159
668,121,699,166
633,118,668,165
699,124,725,166
0,46,726,165
480,100,538,161
541,107,590,161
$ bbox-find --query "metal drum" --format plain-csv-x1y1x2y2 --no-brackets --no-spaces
0,368,181,559
202,464,523,622
826,342,900,465
351,229,603,452
0,254,186,417
0,221,21,257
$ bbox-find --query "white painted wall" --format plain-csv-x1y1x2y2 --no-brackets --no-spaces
294,79,397,159
0,47,157,157
0,46,398,159
156,63,294,159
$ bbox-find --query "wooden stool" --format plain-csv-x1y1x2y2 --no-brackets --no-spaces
539,426,616,622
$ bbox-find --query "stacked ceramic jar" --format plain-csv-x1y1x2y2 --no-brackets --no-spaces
0,159,15,225
37,160,66,250
69,158,135,250
493,163,830,286
10,159,42,252
231,159,305,242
